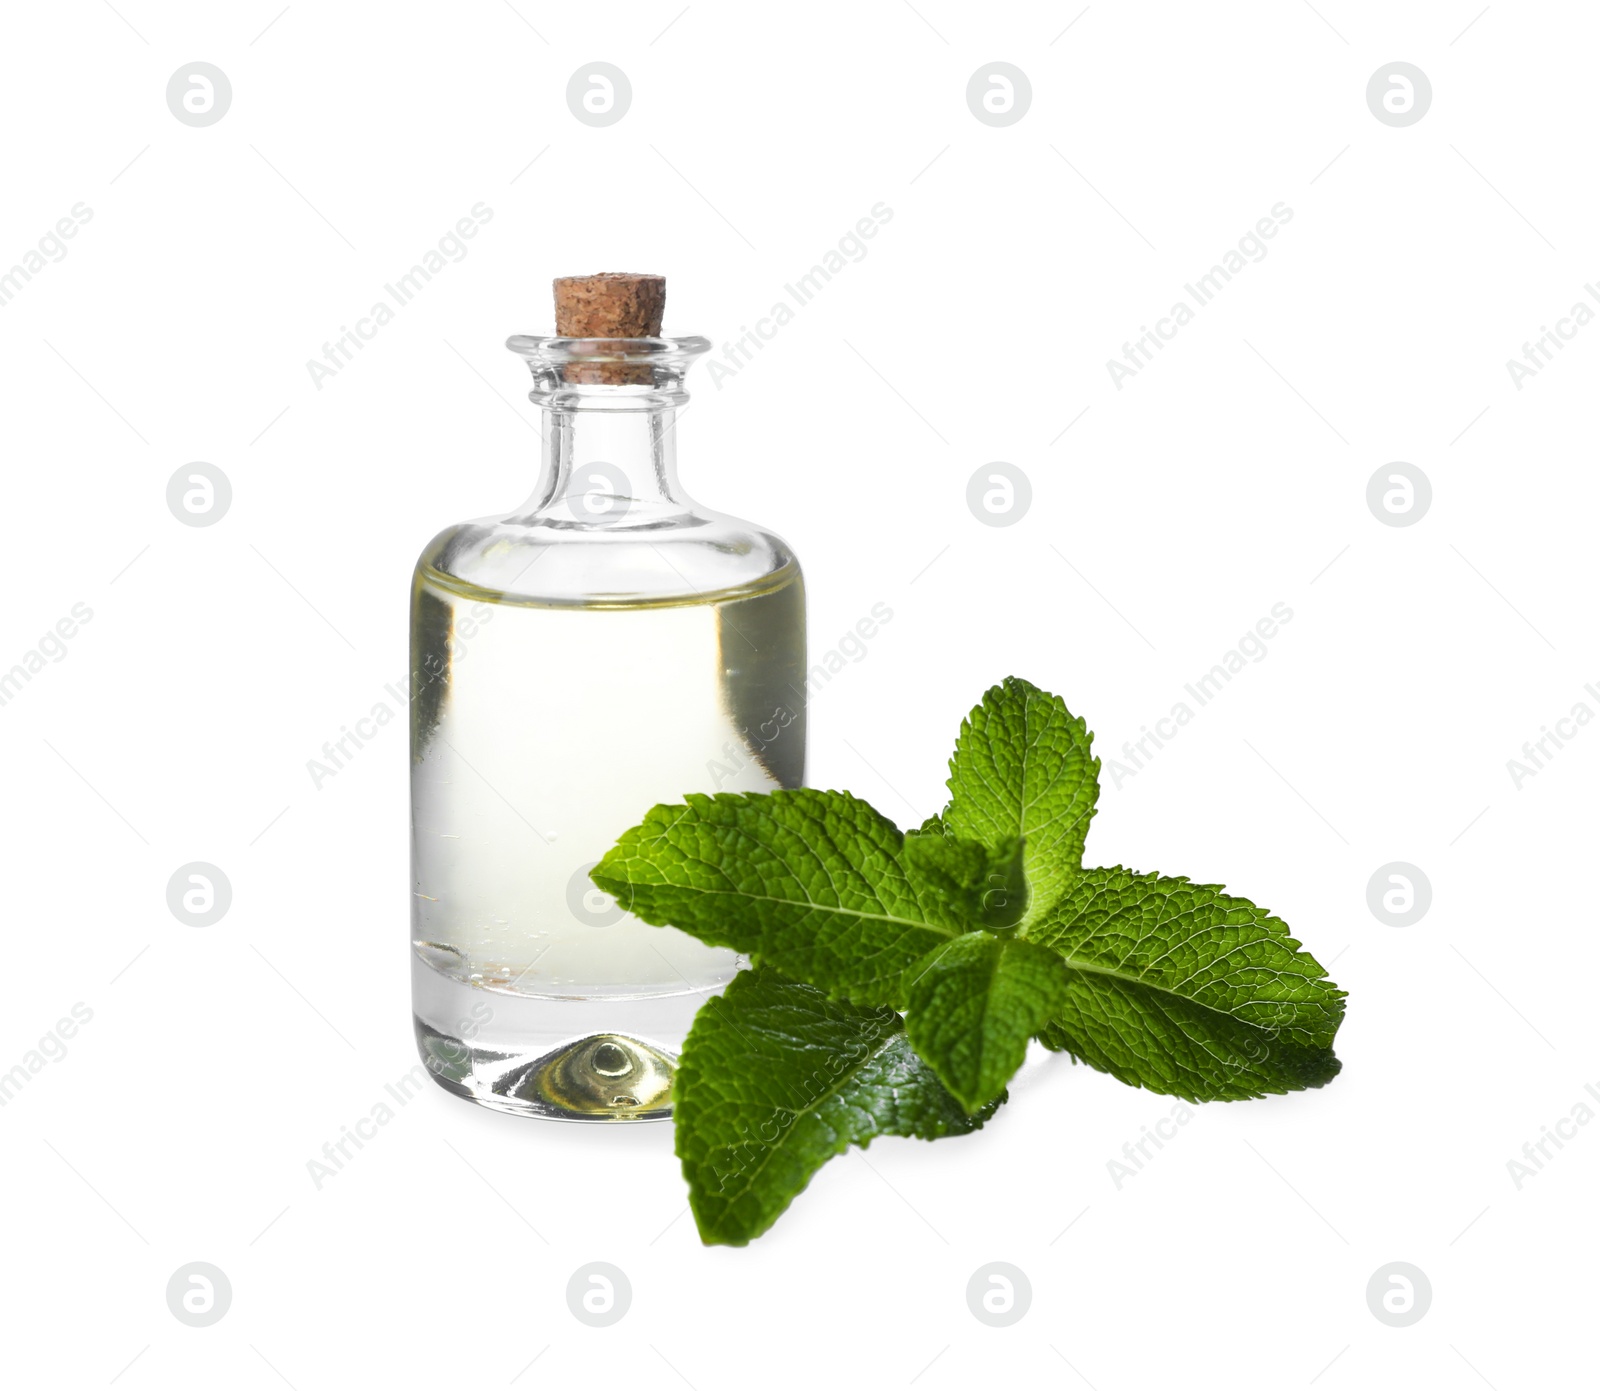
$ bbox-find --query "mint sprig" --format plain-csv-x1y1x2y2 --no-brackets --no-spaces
594,676,1345,1245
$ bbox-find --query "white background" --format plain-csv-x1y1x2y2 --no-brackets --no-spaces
1,2,1594,1386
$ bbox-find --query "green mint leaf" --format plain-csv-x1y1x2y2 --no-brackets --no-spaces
902,832,1029,930
903,933,1071,1112
592,789,956,1006
943,677,1101,923
1026,867,1345,1101
675,966,998,1246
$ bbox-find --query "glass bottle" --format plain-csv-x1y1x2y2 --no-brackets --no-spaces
409,323,806,1120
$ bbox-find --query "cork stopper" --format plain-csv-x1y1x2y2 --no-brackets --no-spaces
553,273,665,338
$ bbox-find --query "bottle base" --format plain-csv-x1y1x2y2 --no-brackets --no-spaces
412,954,727,1121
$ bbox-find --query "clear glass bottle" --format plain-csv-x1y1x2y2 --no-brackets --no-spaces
410,329,805,1120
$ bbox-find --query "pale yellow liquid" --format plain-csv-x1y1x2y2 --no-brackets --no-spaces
409,563,805,1000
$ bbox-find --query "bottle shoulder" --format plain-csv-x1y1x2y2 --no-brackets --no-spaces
416,509,802,609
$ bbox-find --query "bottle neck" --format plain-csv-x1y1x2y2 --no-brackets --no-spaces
517,401,689,527
504,333,711,527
